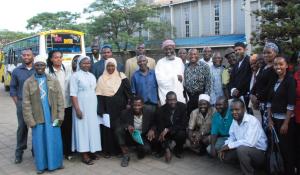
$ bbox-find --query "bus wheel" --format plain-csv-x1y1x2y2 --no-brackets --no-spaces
4,85,9,91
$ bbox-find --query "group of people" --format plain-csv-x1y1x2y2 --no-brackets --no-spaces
9,39,300,175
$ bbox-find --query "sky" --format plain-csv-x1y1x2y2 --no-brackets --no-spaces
0,0,95,32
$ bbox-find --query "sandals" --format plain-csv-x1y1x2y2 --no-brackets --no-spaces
82,158,94,165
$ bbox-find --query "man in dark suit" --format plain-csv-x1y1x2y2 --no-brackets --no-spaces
157,91,188,162
115,96,157,167
229,42,252,101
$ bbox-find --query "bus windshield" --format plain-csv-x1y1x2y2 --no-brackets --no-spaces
46,33,81,53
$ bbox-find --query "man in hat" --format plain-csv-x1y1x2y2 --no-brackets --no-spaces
155,39,185,105
10,49,35,164
188,94,214,155
125,44,155,82
222,47,237,99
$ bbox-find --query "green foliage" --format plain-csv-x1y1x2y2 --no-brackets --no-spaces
251,0,300,57
0,30,31,48
85,0,165,51
26,11,81,31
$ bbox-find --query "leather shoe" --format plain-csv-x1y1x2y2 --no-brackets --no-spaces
14,156,22,164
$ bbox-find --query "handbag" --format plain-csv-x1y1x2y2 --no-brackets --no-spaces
267,126,285,175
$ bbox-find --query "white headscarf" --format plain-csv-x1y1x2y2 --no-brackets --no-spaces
76,55,91,71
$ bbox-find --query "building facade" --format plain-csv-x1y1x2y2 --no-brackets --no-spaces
147,0,261,52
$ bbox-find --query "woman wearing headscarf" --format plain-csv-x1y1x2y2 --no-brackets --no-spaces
267,56,297,175
250,42,279,130
22,55,64,174
96,58,132,158
70,56,101,165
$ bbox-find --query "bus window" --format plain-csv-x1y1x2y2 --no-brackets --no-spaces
46,33,81,53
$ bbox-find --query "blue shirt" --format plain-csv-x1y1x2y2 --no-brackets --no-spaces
10,64,35,100
131,69,158,104
211,108,233,136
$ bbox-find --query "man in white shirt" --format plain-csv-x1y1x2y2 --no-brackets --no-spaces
199,47,213,67
219,98,267,175
155,39,185,105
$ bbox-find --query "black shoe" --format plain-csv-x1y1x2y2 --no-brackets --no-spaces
14,156,22,164
174,152,183,159
121,155,130,167
36,170,44,174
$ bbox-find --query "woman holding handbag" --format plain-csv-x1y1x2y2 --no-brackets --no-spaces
267,56,297,175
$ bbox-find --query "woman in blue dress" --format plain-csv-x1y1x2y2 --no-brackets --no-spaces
23,55,64,174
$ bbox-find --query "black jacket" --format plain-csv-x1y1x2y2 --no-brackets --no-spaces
156,102,188,134
229,55,252,97
119,108,156,135
268,73,296,114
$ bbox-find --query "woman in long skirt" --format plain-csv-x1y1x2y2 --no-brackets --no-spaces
96,58,132,157
23,55,64,174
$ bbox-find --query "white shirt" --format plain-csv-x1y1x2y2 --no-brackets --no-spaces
199,58,213,67
225,113,267,151
134,115,143,132
155,56,185,105
46,65,72,108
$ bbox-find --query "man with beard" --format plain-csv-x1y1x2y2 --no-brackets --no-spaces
155,40,185,105
125,44,155,82
10,49,35,163
229,42,252,101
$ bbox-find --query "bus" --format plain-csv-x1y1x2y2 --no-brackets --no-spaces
1,29,86,91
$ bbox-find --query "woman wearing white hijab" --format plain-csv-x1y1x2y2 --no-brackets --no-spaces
70,56,101,165
96,58,132,158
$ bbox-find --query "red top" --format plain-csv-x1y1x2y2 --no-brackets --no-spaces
293,70,300,124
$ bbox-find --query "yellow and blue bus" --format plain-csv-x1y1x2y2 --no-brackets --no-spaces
1,29,86,91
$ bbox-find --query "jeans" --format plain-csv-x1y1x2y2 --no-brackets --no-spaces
15,100,28,158
206,136,227,155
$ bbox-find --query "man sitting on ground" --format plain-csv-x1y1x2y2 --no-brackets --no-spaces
206,96,233,157
188,94,214,155
116,96,157,167
219,98,267,175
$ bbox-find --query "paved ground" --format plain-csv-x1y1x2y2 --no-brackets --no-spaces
0,83,242,175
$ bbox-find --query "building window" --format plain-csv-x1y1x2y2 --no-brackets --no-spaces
214,1,220,35
184,6,190,37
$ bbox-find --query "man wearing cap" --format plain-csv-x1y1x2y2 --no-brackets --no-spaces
188,94,214,155
155,39,185,105
222,47,237,99
91,45,124,80
10,49,35,164
229,42,252,100
125,44,155,82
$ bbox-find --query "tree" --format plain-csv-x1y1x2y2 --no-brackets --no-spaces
0,30,31,48
251,0,300,57
26,11,81,31
85,0,162,51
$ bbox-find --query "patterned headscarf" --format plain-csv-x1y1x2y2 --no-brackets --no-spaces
264,42,279,54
